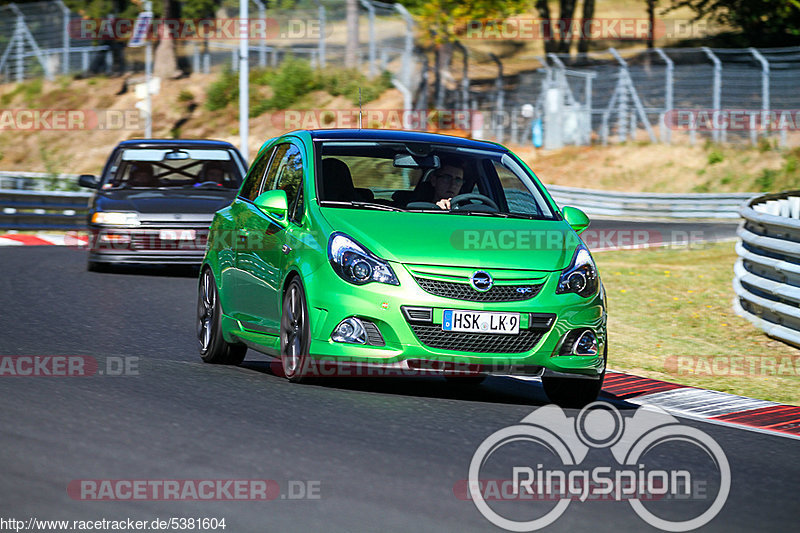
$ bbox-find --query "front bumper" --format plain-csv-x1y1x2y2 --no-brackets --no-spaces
88,225,209,265
297,262,607,379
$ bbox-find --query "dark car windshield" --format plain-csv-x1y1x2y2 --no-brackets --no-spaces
315,141,556,219
102,148,244,190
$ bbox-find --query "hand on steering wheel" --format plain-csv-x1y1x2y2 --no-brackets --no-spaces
446,193,499,211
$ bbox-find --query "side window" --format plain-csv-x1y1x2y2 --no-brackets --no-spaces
259,144,290,195
271,144,305,224
239,147,274,201
291,186,304,224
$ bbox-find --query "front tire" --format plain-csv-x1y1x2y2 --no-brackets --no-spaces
280,278,311,383
197,268,246,365
542,344,607,408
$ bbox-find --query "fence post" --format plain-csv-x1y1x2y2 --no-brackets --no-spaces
609,48,656,143
453,41,469,111
359,0,376,77
15,17,24,82
57,0,70,74
489,53,504,143
749,48,769,146
192,43,200,73
702,47,722,143
394,3,414,89
253,0,267,67
317,0,326,68
654,48,673,144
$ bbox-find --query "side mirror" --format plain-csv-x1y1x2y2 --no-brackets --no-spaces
253,189,288,224
78,174,98,189
562,206,590,235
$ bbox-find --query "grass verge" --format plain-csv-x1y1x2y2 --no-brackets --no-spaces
595,241,799,405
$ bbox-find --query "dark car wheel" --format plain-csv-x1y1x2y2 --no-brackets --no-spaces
87,261,109,273
197,268,246,365
445,375,486,387
542,344,607,408
281,278,311,383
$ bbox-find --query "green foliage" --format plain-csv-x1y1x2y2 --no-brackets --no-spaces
665,0,800,46
398,0,529,45
177,89,194,103
268,56,316,110
208,60,394,117
707,150,724,165
205,68,238,111
0,79,43,106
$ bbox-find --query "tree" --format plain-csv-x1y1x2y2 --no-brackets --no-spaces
153,0,181,79
577,0,595,54
345,0,359,68
665,0,800,45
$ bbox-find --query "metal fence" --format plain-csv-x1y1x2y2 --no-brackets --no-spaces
436,45,800,148
0,0,416,87
734,191,800,347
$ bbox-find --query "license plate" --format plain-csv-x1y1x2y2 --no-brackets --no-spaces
442,310,520,334
159,229,196,240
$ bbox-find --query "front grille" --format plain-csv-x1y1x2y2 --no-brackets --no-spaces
362,321,385,347
413,276,542,302
408,324,544,353
130,229,208,251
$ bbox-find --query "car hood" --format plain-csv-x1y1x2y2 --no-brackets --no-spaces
95,189,236,217
319,207,579,271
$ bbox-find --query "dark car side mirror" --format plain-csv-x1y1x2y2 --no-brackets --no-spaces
78,174,99,189
253,189,288,226
562,206,590,235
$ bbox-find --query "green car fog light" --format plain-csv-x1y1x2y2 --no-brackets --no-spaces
332,317,368,344
573,330,598,356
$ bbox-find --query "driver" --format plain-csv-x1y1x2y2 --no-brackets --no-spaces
197,161,226,186
429,160,464,210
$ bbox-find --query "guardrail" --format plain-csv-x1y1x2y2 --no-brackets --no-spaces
0,189,91,230
733,191,800,347
0,171,758,229
546,184,755,219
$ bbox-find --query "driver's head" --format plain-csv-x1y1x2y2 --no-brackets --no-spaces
129,163,154,186
204,162,225,183
429,158,464,201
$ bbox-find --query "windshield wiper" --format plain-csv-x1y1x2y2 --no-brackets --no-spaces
320,200,406,212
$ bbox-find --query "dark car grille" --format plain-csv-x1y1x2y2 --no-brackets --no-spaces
413,276,542,302
408,324,544,354
130,229,208,251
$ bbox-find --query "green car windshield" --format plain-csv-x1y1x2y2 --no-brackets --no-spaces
316,141,557,219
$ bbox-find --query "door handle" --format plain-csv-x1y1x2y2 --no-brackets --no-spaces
281,244,292,255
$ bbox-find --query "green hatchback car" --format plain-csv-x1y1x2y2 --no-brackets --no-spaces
197,129,607,406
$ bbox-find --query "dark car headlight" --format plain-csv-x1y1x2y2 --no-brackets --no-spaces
556,244,598,297
328,232,399,286
91,211,140,226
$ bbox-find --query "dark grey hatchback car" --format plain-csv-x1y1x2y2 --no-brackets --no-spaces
78,139,247,270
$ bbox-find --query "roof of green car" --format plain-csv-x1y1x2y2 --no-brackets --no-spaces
302,129,508,151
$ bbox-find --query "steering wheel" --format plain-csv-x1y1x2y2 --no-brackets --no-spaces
193,181,223,188
449,193,499,211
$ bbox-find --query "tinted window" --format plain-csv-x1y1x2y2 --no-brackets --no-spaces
270,144,304,220
260,144,290,195
239,147,274,201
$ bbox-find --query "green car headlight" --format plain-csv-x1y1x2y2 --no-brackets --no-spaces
328,232,399,286
556,244,598,297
